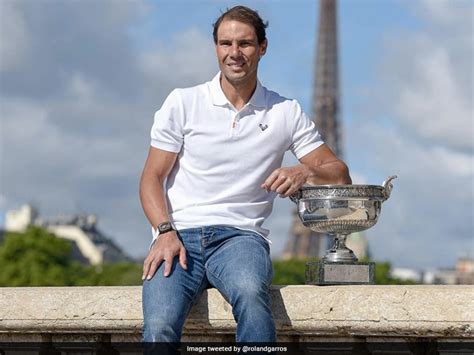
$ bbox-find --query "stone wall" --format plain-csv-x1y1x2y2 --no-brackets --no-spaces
0,285,473,352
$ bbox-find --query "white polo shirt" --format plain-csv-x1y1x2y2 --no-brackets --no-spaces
150,72,323,241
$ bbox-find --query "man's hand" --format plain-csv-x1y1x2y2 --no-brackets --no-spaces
142,231,187,280
261,165,310,198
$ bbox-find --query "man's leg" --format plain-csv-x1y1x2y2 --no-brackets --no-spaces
203,227,277,342
142,228,208,342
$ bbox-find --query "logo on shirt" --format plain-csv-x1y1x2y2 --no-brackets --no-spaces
259,123,268,131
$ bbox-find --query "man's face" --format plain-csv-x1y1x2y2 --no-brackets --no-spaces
215,19,267,86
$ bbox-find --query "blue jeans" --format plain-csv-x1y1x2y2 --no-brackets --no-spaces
142,225,276,343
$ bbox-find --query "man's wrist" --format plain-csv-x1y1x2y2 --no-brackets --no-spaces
300,163,314,183
158,221,174,233
152,221,175,239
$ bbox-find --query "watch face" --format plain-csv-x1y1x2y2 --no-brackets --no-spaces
158,222,172,232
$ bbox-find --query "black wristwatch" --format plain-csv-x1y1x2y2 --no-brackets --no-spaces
157,221,174,235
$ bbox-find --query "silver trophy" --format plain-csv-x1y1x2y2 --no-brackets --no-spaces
290,176,397,285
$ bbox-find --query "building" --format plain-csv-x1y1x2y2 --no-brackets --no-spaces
455,257,474,284
420,258,474,285
4,204,132,265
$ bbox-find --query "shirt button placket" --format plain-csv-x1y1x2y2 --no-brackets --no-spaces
231,112,240,137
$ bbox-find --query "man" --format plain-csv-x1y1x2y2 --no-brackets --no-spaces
140,5,351,344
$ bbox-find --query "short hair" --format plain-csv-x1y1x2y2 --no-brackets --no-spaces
213,5,268,44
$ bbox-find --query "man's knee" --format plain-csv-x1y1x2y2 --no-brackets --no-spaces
231,276,271,305
143,319,180,343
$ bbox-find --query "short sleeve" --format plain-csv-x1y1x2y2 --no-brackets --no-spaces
289,100,324,159
150,89,185,153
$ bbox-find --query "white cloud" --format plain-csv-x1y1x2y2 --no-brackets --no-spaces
390,39,472,151
347,0,473,268
1,98,52,144
0,1,218,258
140,28,218,92
348,120,473,268
0,0,30,71
67,73,100,103
418,0,471,28
372,0,473,153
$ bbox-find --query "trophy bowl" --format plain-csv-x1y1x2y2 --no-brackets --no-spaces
290,176,397,264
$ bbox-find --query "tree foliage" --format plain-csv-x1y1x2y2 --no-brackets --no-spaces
272,258,308,285
0,227,414,286
75,262,143,286
0,227,76,286
0,227,142,286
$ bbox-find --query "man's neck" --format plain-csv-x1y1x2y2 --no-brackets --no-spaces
220,74,257,111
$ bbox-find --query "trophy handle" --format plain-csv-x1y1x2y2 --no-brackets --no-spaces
382,175,398,200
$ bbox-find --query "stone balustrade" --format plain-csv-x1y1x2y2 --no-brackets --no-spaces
0,285,473,353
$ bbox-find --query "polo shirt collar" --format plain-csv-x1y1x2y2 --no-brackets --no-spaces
248,80,266,109
210,72,267,109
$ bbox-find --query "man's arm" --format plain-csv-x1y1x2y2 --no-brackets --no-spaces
139,146,187,279
261,144,351,197
299,144,351,185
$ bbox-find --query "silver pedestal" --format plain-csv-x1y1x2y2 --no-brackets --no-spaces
306,260,375,285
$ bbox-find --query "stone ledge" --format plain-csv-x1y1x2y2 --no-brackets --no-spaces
0,285,472,340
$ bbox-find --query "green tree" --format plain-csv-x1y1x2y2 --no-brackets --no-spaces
272,258,308,285
77,262,143,286
0,227,144,287
373,260,392,284
0,227,414,287
0,227,79,286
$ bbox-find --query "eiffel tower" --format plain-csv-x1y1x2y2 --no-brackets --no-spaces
282,0,342,259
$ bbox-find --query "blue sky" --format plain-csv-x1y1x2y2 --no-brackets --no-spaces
1,0,472,270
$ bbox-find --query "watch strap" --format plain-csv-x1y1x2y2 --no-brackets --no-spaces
156,221,174,236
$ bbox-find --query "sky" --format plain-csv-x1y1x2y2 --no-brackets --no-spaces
0,0,472,270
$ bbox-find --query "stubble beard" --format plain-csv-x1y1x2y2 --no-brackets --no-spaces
222,63,258,88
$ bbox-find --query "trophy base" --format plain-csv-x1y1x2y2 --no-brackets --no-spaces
305,261,375,285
